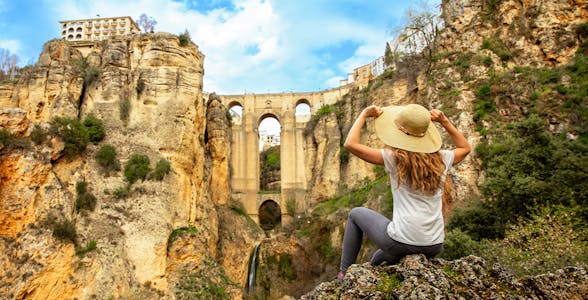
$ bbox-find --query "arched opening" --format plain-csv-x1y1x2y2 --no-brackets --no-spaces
228,102,243,126
258,200,281,230
258,114,280,192
295,99,311,123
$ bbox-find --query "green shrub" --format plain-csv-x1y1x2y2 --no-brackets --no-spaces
476,116,588,226
96,145,120,175
120,99,130,121
477,206,588,276
113,184,131,199
178,30,192,47
124,154,151,183
52,218,77,244
447,200,504,240
0,129,11,146
277,253,297,281
316,104,335,117
136,78,145,95
481,37,511,61
83,115,105,144
75,181,97,211
340,147,350,164
50,117,89,156
30,125,47,145
151,158,171,181
440,228,481,260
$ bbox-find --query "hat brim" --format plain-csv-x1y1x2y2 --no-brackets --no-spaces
374,106,442,153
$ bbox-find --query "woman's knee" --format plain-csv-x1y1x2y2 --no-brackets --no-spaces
349,207,370,220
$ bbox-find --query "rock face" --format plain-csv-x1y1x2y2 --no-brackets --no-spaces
301,255,588,299
0,33,259,299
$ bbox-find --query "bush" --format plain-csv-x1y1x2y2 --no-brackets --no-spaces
136,78,145,94
120,99,130,121
113,184,131,199
447,200,504,240
52,218,77,244
30,125,47,145
0,129,30,150
75,181,97,211
0,129,11,146
440,228,480,260
481,37,511,61
178,30,192,47
477,116,588,224
96,145,120,175
124,154,151,183
50,117,89,156
477,206,588,276
83,115,105,144
151,158,171,181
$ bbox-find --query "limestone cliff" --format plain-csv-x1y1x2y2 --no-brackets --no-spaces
0,33,259,299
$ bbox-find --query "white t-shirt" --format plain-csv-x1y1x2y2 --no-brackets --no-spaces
381,149,454,246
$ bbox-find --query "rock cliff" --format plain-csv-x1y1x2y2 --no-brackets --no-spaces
0,33,260,299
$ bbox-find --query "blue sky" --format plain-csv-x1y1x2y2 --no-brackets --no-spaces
0,0,440,95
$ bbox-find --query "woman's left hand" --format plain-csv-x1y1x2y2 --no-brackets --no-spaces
362,105,383,118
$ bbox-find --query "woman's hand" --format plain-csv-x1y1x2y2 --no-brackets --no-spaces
430,109,449,124
362,105,383,119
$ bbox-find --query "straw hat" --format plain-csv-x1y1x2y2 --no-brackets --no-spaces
374,104,441,153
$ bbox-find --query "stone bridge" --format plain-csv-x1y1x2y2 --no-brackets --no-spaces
216,86,351,224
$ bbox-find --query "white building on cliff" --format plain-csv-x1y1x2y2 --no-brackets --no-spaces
59,16,140,42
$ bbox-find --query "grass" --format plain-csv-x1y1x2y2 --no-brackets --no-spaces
313,176,390,215
75,240,97,256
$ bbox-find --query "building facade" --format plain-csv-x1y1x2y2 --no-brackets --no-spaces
59,16,140,42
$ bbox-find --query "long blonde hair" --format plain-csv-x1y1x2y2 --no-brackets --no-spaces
391,147,446,195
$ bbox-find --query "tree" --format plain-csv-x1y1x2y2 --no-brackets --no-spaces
136,13,158,33
388,1,443,65
0,48,19,81
384,42,395,67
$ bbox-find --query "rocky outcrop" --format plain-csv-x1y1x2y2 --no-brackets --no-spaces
301,255,588,299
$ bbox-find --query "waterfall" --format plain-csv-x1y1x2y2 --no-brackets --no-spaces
246,243,261,295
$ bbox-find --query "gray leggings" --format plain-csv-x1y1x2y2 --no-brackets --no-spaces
340,207,443,274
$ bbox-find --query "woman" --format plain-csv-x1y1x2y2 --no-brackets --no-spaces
337,103,470,280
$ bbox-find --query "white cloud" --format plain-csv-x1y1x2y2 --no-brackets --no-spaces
0,40,21,54
44,0,429,94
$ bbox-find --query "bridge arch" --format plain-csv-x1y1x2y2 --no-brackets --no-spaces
258,199,281,230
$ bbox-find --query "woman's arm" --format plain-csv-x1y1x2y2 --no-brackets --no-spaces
430,109,470,165
343,105,384,165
